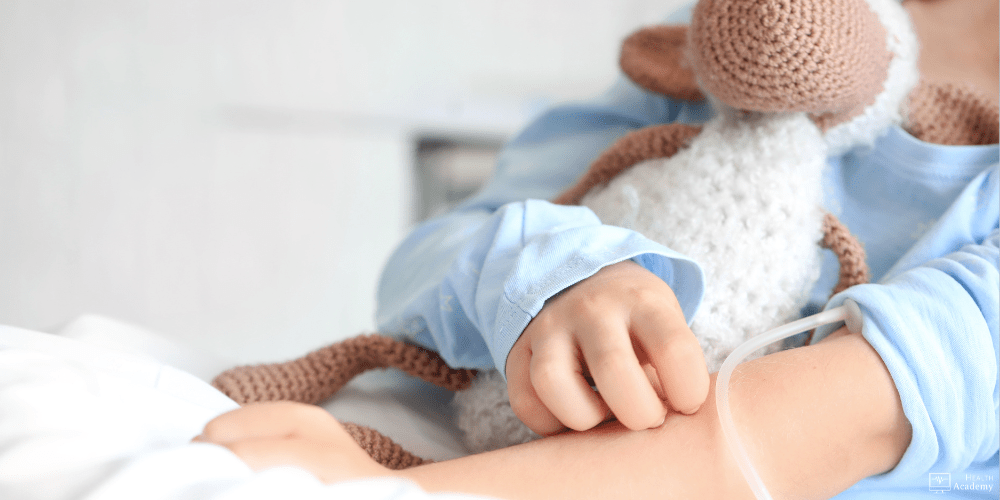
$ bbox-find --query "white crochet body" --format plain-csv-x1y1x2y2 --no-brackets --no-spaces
581,109,827,372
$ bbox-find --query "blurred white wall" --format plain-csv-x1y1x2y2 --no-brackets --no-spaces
0,0,686,364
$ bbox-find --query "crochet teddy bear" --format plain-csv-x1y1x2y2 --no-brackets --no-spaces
212,0,998,468
456,0,908,454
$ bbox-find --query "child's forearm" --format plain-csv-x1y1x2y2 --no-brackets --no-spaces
400,328,911,499
726,327,911,499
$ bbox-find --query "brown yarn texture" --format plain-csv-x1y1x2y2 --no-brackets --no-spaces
821,212,870,295
342,422,430,470
553,123,702,206
212,334,476,407
906,80,1000,146
688,0,891,113
620,25,706,101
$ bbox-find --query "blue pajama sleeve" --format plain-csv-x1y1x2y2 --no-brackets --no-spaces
825,166,999,493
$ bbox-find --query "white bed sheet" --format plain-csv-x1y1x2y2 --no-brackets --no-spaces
0,319,488,500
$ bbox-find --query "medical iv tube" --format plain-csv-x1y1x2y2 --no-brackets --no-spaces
715,302,862,500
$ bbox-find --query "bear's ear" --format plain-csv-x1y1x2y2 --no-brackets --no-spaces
620,25,704,101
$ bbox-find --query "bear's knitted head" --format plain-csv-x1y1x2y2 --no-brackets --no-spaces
621,0,920,153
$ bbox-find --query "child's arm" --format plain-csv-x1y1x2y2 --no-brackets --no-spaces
199,326,910,499
403,328,911,500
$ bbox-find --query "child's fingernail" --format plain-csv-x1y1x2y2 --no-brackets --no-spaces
191,434,205,443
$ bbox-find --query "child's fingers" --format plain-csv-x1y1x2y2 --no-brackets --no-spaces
578,318,666,430
201,401,348,446
505,338,565,436
632,307,710,415
529,333,609,431
641,363,667,400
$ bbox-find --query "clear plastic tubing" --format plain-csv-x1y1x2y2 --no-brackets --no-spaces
715,301,862,500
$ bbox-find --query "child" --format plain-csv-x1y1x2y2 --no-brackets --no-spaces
200,0,999,497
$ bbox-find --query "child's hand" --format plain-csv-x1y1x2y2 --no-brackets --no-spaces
195,401,390,483
506,260,709,435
